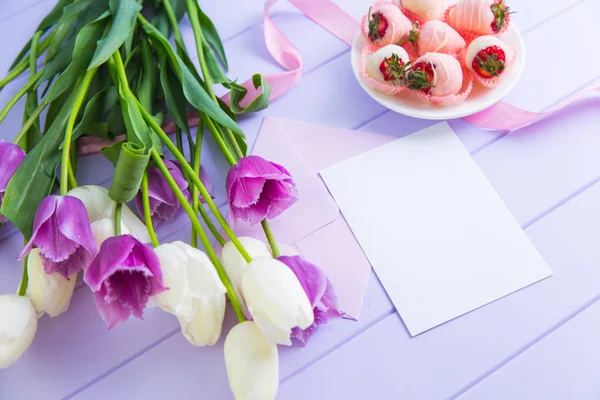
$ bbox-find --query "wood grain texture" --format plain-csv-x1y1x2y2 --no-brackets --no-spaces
0,0,598,398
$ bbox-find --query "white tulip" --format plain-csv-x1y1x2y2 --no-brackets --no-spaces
224,321,279,400
26,248,76,317
242,258,313,345
154,241,226,346
0,294,37,368
68,185,150,243
220,237,273,291
91,218,132,249
67,185,115,222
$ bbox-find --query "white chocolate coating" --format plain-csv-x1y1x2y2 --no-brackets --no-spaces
401,0,445,21
362,4,413,46
366,45,411,83
465,35,510,73
418,21,466,55
448,0,496,35
413,53,463,96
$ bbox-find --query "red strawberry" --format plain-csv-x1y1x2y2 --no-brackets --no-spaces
490,0,511,33
368,8,389,42
472,45,506,78
407,62,435,94
379,54,408,84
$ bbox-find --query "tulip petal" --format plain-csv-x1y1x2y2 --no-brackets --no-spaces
0,295,37,368
278,256,343,345
85,235,166,328
226,156,298,225
0,142,26,191
224,321,279,400
242,259,314,345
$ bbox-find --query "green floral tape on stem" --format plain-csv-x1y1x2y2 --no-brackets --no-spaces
108,141,149,203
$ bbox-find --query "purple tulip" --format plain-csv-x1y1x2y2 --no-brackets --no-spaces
20,195,97,278
172,161,214,203
84,234,167,329
226,156,298,225
0,142,26,223
278,255,343,345
135,159,190,225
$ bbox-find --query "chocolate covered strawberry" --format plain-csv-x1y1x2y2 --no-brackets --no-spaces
366,45,411,85
407,53,463,96
466,36,510,79
447,0,513,35
400,0,445,21
362,4,413,47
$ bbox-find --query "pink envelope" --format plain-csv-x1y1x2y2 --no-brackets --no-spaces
232,117,397,320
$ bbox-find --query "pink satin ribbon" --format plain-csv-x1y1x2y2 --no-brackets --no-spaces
223,0,599,131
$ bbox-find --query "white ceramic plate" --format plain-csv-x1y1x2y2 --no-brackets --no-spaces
351,25,526,120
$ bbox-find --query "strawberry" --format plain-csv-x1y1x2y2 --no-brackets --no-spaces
379,54,409,85
490,0,511,33
472,45,506,78
368,8,389,42
407,62,435,94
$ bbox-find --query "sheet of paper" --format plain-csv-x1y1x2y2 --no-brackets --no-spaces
320,122,553,336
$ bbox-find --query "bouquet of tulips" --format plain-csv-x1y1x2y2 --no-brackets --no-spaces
0,0,342,398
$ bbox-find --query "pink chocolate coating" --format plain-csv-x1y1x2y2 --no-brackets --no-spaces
414,53,463,97
418,21,466,56
362,4,413,46
401,0,445,21
448,0,496,35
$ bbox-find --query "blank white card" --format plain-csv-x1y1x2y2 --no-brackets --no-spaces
320,122,552,336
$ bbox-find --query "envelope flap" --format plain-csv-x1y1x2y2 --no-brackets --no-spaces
233,117,340,244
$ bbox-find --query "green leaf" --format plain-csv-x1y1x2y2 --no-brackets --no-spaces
139,16,243,137
100,139,125,165
22,91,42,152
45,0,91,63
1,90,78,237
36,35,76,87
44,91,69,132
108,141,150,203
8,0,75,70
185,0,227,83
226,74,271,114
72,86,117,141
89,0,142,69
45,14,109,103
159,55,190,137
197,5,228,71
38,0,76,32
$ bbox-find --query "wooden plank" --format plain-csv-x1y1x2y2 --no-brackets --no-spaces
457,300,600,399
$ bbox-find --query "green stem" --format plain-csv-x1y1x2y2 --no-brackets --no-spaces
162,0,186,54
261,219,280,258
0,30,55,91
185,0,217,101
21,31,41,152
142,171,160,247
185,1,281,255
114,202,122,236
151,150,246,323
68,163,78,189
223,127,244,159
137,100,252,262
175,126,185,157
60,67,97,195
12,101,47,146
0,68,45,125
204,116,236,166
17,252,29,297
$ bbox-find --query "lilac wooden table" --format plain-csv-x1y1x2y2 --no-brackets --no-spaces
1,0,600,398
